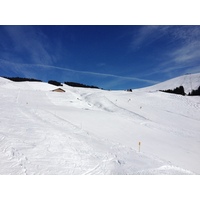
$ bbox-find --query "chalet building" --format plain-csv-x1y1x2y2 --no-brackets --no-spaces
52,88,65,93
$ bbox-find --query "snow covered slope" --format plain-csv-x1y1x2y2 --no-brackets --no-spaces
0,76,200,174
141,73,200,94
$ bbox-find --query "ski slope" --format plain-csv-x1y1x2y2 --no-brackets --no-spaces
0,75,200,174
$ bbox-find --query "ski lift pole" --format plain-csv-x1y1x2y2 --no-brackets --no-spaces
138,142,141,152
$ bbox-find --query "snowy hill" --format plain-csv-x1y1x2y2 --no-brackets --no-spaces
141,73,200,94
0,76,200,174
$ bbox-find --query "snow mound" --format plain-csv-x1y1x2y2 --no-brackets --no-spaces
0,77,12,85
0,78,57,91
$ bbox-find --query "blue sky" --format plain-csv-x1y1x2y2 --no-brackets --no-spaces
0,25,200,90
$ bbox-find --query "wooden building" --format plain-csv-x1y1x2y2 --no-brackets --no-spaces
52,88,65,92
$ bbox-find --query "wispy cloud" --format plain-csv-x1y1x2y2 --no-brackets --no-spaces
131,25,170,49
2,26,57,65
133,26,200,77
131,25,200,50
96,62,106,67
158,41,200,75
171,41,200,64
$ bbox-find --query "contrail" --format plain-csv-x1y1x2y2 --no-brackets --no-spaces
38,63,157,84
0,58,158,84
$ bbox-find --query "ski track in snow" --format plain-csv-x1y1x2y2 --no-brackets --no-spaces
0,77,200,175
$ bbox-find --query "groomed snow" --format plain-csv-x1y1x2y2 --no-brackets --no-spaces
0,75,199,174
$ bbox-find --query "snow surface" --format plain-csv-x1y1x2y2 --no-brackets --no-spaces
0,75,200,175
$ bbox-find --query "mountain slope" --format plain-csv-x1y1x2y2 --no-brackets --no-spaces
141,73,200,94
0,76,200,174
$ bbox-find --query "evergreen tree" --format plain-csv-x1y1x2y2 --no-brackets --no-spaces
160,86,185,96
189,86,200,96
48,80,63,86
64,82,99,89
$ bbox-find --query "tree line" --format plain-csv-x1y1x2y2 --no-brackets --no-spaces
3,76,42,82
3,76,100,89
188,86,200,96
64,82,99,89
160,86,200,96
48,80,100,89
